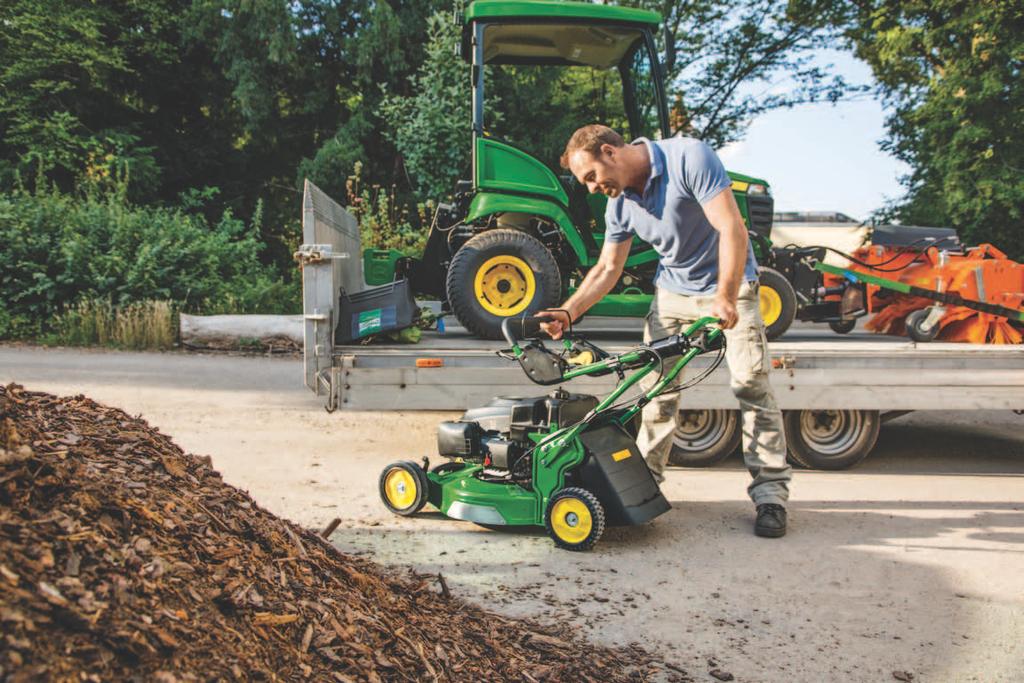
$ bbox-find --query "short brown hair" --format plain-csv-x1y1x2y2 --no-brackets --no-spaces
560,124,625,169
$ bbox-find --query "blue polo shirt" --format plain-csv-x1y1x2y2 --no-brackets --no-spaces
604,137,759,295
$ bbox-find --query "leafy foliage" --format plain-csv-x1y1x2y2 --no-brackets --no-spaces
841,0,1024,257
345,163,430,255
0,187,297,339
380,9,471,201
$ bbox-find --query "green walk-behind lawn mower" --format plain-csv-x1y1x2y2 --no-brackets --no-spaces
365,0,798,341
378,314,725,550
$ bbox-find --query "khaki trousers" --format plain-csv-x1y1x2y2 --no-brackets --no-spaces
637,282,791,505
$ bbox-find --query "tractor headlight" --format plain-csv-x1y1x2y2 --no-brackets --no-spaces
747,183,771,196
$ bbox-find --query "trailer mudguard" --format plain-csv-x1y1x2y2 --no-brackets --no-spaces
576,424,670,526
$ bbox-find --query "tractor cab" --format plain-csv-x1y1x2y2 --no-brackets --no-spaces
401,0,777,340
462,1,668,258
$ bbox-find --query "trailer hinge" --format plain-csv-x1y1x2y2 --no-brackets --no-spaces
294,243,351,266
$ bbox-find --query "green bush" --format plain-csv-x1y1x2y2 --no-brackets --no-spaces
0,186,299,339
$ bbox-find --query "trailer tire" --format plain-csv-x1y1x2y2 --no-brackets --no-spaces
757,267,797,341
828,319,857,334
669,409,741,467
784,409,880,470
447,229,561,340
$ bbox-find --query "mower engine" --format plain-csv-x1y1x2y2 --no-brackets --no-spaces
436,389,598,471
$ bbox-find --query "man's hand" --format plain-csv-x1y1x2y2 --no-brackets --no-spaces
711,294,738,329
537,309,572,340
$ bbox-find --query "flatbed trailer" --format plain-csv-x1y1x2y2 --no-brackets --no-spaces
299,181,1024,469
304,316,1024,469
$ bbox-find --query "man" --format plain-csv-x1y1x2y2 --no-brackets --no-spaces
539,124,791,538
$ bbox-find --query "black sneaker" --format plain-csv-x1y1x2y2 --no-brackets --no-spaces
755,503,787,538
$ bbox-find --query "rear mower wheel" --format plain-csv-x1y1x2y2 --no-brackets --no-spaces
784,409,880,470
379,461,429,516
757,267,797,341
446,229,562,340
544,488,605,551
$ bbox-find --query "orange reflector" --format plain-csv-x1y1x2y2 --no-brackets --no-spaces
612,448,632,462
416,358,444,368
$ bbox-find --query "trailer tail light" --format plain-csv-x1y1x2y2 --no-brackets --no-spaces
416,358,444,368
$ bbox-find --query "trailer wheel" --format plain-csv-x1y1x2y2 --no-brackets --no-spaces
669,409,741,467
757,267,797,341
379,461,429,516
447,229,561,340
828,319,857,334
784,409,880,470
905,309,940,343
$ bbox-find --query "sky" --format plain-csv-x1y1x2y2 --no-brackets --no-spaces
715,51,910,222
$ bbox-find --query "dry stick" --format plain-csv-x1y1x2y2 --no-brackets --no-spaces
394,632,439,683
436,573,451,599
195,501,230,532
320,518,342,539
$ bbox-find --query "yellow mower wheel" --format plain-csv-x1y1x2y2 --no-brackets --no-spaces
379,461,428,516
544,488,605,551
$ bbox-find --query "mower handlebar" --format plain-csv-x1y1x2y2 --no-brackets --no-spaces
501,311,571,346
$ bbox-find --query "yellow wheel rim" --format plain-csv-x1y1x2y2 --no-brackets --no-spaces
550,497,593,544
473,255,536,317
383,468,417,510
759,285,783,326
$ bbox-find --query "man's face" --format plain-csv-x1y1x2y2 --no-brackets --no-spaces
568,144,625,198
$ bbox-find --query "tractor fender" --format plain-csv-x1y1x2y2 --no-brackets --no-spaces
464,192,593,267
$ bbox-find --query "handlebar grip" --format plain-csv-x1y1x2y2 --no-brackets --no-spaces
501,316,549,345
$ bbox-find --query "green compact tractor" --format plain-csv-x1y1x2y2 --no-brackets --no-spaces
375,0,796,341
378,314,725,550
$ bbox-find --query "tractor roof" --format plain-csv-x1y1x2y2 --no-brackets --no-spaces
464,1,661,28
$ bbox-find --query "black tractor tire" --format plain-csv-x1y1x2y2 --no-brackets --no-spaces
757,266,797,341
829,319,857,334
905,308,940,343
784,409,880,470
544,487,606,551
446,229,562,340
668,409,742,467
379,461,429,516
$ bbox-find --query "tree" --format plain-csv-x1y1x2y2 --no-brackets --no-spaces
637,0,862,147
380,8,471,201
841,0,1024,257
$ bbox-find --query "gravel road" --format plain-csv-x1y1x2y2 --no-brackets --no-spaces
3,344,1022,682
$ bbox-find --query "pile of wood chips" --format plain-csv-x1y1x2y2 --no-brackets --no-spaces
0,384,685,682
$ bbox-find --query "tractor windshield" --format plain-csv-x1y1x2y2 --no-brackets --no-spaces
478,22,665,169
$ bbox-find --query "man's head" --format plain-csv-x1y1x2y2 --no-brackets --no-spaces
560,124,643,198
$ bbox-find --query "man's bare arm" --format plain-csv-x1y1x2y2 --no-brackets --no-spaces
702,188,749,328
540,238,631,339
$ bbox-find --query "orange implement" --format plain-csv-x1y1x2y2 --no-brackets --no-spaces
822,243,1024,344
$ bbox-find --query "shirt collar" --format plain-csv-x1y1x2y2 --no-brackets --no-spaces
626,137,663,199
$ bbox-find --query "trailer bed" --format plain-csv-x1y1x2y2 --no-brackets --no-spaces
321,318,1024,412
